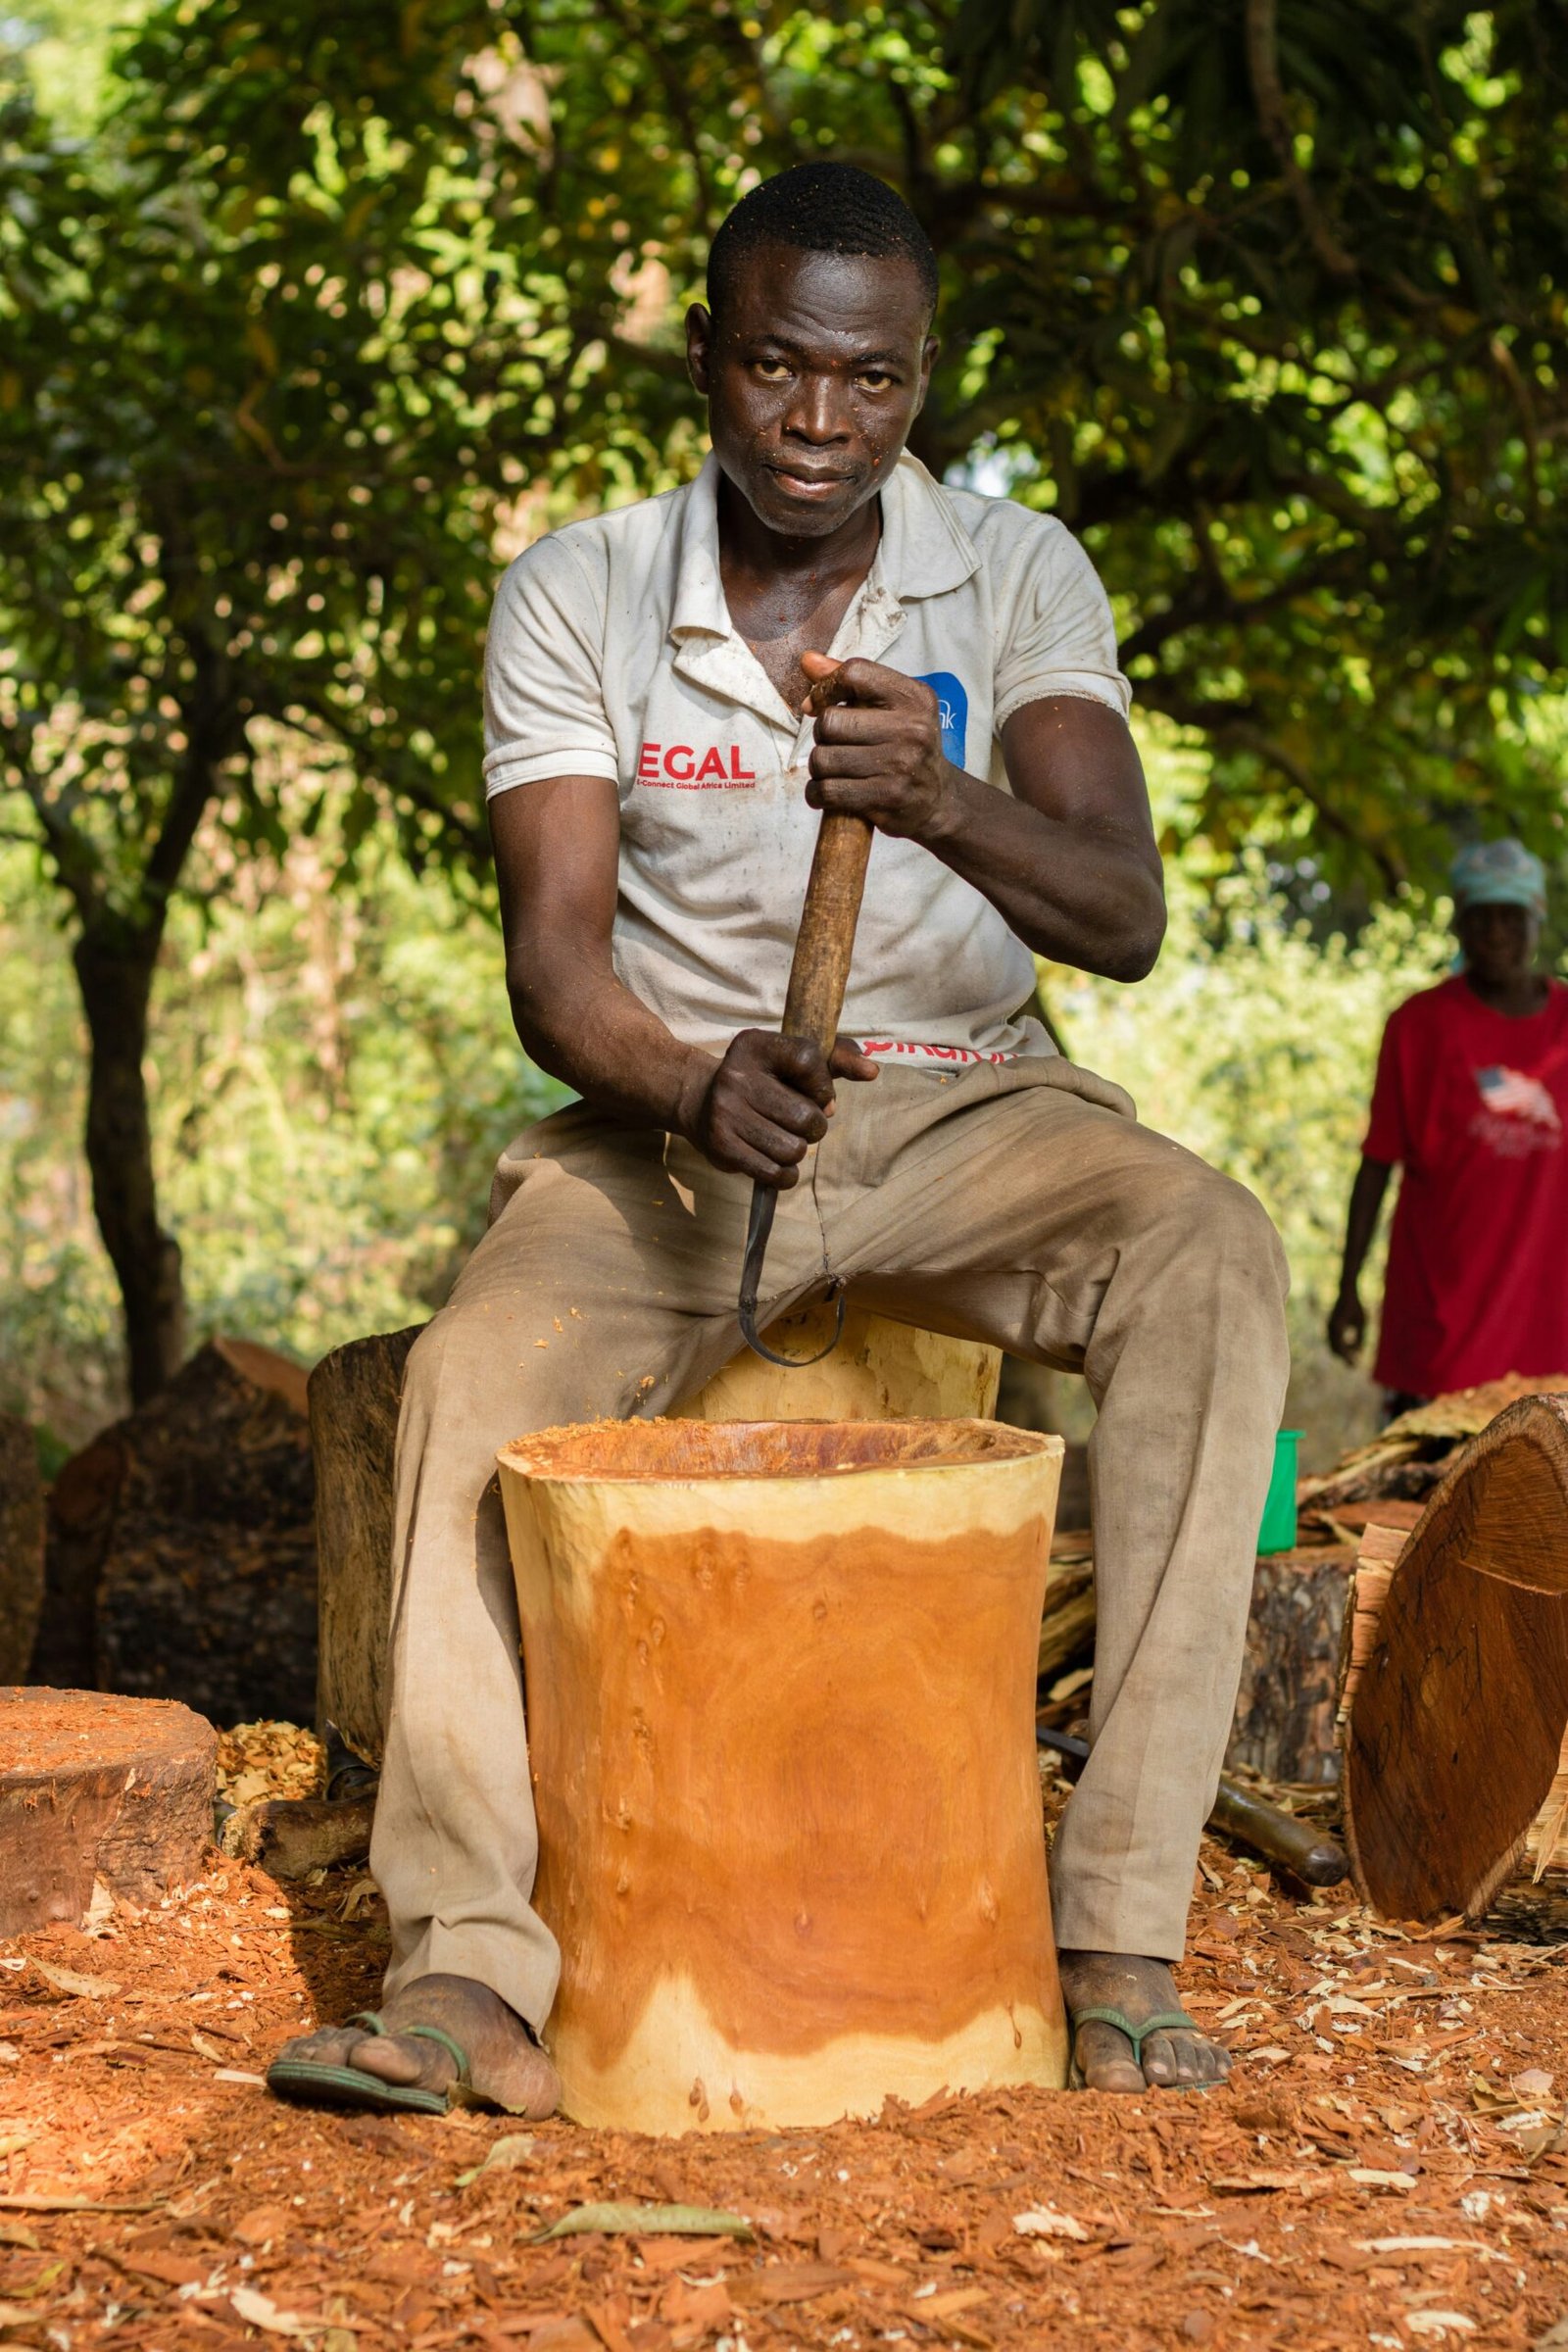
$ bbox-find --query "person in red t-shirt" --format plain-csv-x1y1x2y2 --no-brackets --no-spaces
1329,839,1568,1413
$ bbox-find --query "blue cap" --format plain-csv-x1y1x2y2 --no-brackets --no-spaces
1450,838,1547,918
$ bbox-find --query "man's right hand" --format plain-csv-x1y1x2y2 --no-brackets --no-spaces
679,1030,878,1186
1327,1291,1366,1364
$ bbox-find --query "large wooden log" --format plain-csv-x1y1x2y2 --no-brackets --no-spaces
0,1416,44,1685
0,1688,217,1935
500,1416,1067,2132
310,1326,424,1766
1344,1392,1568,1922
31,1340,316,1724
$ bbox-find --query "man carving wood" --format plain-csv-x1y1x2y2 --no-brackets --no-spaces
269,163,1289,2115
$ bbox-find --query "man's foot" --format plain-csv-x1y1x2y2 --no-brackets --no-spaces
270,1973,560,2116
1057,1949,1229,2093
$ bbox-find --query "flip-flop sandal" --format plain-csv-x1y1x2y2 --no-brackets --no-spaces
1067,2005,1218,2092
266,2011,474,2117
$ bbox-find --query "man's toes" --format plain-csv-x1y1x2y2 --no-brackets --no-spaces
1140,2029,1180,2085
1075,2022,1146,2094
1166,2034,1206,2084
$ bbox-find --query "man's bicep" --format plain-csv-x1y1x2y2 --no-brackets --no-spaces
490,774,621,990
1000,695,1161,867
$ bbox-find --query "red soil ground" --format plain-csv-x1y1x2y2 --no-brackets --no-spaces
2,1761,1566,2352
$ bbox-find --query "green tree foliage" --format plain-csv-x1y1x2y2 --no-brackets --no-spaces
0,13,509,1394
3,0,1564,1396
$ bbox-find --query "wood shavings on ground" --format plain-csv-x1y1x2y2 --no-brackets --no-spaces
215,1721,327,1807
4,1788,1568,2349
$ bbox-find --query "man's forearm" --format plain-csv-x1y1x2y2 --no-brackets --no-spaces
509,954,717,1138
1337,1155,1394,1296
919,766,1166,981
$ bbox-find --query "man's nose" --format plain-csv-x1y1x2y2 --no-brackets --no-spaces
782,377,853,443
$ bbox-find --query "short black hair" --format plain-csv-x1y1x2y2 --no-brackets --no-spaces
707,163,940,326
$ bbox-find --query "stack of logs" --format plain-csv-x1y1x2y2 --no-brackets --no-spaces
1038,1374,1568,1799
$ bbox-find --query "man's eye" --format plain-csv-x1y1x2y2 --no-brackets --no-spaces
754,360,792,380
858,369,895,391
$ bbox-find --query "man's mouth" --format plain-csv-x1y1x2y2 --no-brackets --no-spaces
765,464,857,495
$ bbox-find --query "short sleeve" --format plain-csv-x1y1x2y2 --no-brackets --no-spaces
483,532,619,797
993,521,1132,730
1363,1009,1410,1165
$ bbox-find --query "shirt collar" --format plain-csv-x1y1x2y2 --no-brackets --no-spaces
669,448,980,641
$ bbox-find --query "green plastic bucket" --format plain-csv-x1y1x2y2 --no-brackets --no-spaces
1256,1429,1303,1555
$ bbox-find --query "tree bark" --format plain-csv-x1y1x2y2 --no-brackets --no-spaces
0,1415,45,1684
1227,1545,1357,1786
74,920,185,1406
311,1324,424,1767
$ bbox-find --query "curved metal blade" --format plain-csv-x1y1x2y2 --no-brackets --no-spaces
737,1181,846,1368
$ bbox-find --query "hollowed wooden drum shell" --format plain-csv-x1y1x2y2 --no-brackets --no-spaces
497,1416,1067,2133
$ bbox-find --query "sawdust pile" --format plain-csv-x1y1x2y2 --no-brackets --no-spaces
3,1774,1568,2350
214,1720,326,1808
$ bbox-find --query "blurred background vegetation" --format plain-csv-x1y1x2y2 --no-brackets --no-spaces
3,0,1566,1468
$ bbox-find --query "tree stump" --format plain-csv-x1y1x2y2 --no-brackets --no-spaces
0,1416,45,1685
31,1339,316,1724
0,1688,217,1935
310,1326,424,1768
499,1416,1067,2132
1344,1392,1568,1922
1226,1546,1357,1785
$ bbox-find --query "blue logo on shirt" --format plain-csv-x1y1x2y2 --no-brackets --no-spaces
916,671,967,766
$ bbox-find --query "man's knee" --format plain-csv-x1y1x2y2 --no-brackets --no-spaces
1140,1155,1289,1304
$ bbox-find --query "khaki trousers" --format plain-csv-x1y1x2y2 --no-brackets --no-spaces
371,1057,1290,2030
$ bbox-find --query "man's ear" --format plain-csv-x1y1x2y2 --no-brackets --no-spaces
685,303,713,396
909,332,941,419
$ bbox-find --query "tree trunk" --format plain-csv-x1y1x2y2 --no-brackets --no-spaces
74,922,186,1406
0,1415,45,1684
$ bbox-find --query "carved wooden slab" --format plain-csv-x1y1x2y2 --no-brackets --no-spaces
499,1416,1066,2133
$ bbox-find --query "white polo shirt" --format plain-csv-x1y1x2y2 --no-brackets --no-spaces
483,452,1131,1063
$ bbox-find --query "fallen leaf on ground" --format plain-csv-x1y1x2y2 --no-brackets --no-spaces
27,1958,121,1999
1403,2316,1474,2338
1346,2169,1416,2192
532,2202,752,2242
456,2131,536,2187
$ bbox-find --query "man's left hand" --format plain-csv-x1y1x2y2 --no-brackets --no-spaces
801,651,958,843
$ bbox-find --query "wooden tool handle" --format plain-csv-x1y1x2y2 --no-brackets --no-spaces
1206,1781,1348,1887
781,811,874,1054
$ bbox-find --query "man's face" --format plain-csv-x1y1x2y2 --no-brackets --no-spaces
1457,900,1540,985
686,244,938,541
